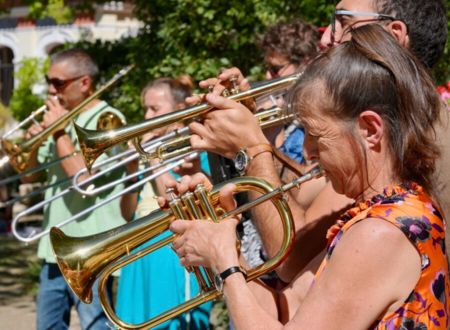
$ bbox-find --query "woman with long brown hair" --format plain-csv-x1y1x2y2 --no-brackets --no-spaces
169,24,449,329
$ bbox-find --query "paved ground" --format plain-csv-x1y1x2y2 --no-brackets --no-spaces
0,235,80,329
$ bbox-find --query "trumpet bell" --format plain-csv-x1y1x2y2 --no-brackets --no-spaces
50,227,96,303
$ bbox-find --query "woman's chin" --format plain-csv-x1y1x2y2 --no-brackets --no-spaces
328,176,347,197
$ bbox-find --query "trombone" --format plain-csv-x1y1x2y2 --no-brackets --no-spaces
75,72,302,171
0,64,134,180
71,105,293,196
11,133,196,243
50,166,323,330
0,111,126,207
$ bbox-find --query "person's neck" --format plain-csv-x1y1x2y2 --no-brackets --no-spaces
70,98,101,112
357,155,397,203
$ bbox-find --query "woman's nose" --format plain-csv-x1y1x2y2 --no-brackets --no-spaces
303,134,319,162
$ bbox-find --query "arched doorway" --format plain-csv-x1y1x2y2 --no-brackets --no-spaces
0,46,14,105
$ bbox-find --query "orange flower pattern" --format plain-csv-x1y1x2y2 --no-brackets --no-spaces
316,183,450,329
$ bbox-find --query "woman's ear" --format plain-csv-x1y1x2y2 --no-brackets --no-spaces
386,20,409,48
358,110,384,150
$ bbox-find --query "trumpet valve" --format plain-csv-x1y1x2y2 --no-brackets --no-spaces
229,75,240,95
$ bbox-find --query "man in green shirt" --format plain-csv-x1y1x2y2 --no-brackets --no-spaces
24,49,126,330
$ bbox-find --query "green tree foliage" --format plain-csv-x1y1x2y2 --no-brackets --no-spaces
70,0,335,122
6,0,449,122
28,0,73,24
9,58,48,121
432,3,450,85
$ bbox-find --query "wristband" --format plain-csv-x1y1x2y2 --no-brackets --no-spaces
214,266,246,292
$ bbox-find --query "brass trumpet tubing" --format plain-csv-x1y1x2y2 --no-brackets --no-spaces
143,105,295,164
99,233,221,329
52,208,174,303
76,72,302,171
50,168,322,330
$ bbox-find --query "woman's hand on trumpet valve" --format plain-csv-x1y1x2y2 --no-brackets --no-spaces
169,182,241,274
157,172,213,205
189,93,269,159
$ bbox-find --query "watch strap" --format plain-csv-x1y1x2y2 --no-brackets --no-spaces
246,143,273,160
272,147,306,177
219,266,246,282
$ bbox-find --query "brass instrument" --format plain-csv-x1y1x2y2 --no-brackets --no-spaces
75,72,302,171
11,110,126,242
50,166,322,330
70,105,292,197
137,105,294,162
0,64,134,180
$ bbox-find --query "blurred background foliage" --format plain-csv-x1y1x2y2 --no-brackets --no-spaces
6,0,450,123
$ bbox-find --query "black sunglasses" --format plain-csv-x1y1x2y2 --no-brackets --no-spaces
265,62,291,77
45,75,84,89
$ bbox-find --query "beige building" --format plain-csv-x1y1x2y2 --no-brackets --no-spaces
0,1,142,105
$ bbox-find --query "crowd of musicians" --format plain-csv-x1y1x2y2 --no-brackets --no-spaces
3,0,450,329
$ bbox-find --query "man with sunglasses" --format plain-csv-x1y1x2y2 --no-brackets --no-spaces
23,48,126,330
179,0,448,285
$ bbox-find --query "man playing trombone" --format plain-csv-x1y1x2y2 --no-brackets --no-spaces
22,48,126,330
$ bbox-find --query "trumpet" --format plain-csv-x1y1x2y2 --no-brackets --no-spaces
50,166,323,330
75,72,302,171
71,105,293,196
0,64,134,180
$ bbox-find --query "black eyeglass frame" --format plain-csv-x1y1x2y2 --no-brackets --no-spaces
331,9,405,43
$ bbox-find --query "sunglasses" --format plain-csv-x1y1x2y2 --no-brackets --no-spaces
45,75,84,89
265,62,291,77
331,9,399,43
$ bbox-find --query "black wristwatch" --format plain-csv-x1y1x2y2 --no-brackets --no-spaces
214,266,246,292
233,144,273,175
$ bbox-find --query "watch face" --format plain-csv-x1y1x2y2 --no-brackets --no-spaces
234,150,249,173
214,274,224,292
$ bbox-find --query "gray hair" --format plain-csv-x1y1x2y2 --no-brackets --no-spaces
50,48,99,80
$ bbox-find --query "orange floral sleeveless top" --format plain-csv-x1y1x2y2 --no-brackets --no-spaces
315,183,450,329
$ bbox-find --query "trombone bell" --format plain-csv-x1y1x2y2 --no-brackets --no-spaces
50,167,322,330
